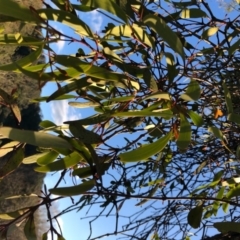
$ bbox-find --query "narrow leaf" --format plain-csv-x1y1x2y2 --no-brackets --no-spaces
180,80,201,101
223,81,233,113
0,127,71,149
187,110,204,126
119,132,172,162
181,8,208,18
214,222,240,234
143,14,184,58
176,114,191,150
49,180,95,196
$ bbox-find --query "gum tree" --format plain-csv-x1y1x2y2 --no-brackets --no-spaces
0,0,240,239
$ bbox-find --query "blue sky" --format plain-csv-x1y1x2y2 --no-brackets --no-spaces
37,0,240,239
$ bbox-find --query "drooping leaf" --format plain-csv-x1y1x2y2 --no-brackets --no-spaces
0,127,71,149
36,150,59,166
105,24,155,49
213,222,240,234
143,14,184,58
69,122,102,144
37,8,93,37
202,27,218,39
208,126,224,141
222,81,233,113
49,179,95,196
0,141,20,157
81,0,128,23
24,216,37,240
119,131,172,162
0,147,24,179
23,152,49,164
176,114,191,150
228,113,240,125
229,39,240,56
0,208,28,220
68,101,100,108
226,185,240,199
187,110,204,126
187,205,203,229
180,80,201,101
165,52,178,83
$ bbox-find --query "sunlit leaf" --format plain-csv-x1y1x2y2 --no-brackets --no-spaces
35,151,82,173
0,147,24,179
226,185,240,199
49,179,95,196
23,152,49,164
37,150,59,166
0,141,20,157
187,205,203,228
0,208,28,220
143,14,184,58
68,101,100,108
119,131,172,162
202,27,218,38
181,8,208,18
0,127,71,149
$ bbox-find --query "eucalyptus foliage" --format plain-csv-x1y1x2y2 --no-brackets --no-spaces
0,0,240,239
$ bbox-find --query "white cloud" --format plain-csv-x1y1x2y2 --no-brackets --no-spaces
50,100,81,126
87,10,103,33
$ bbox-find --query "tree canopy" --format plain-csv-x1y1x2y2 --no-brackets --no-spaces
0,0,240,239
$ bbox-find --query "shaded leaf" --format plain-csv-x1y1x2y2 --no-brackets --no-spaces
228,113,240,125
143,14,184,58
181,8,208,18
223,81,233,113
176,114,191,150
69,122,102,144
180,80,201,101
187,205,203,228
119,131,172,162
187,110,204,126
213,222,240,234
49,179,95,196
24,216,37,240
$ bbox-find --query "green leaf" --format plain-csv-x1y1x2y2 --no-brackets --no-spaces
49,179,95,196
165,52,178,83
212,187,225,216
226,185,240,199
32,94,76,103
47,78,91,102
0,34,44,45
187,110,204,126
119,131,172,162
105,24,155,49
37,8,93,37
35,151,82,173
103,47,123,63
208,126,224,141
193,160,207,175
24,216,37,240
223,81,233,113
0,147,24,179
141,92,171,101
180,80,201,101
0,141,20,157
37,151,59,166
23,152,49,164
68,102,100,108
55,55,128,82
113,109,173,119
0,45,43,71
181,8,208,18
187,205,203,229
69,122,102,144
0,0,40,23
0,127,71,149
228,113,240,125
202,27,218,39
65,114,110,126
229,39,240,55
0,208,28,220
176,114,191,150
143,14,184,58
82,0,128,24
213,222,240,234
42,232,48,240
